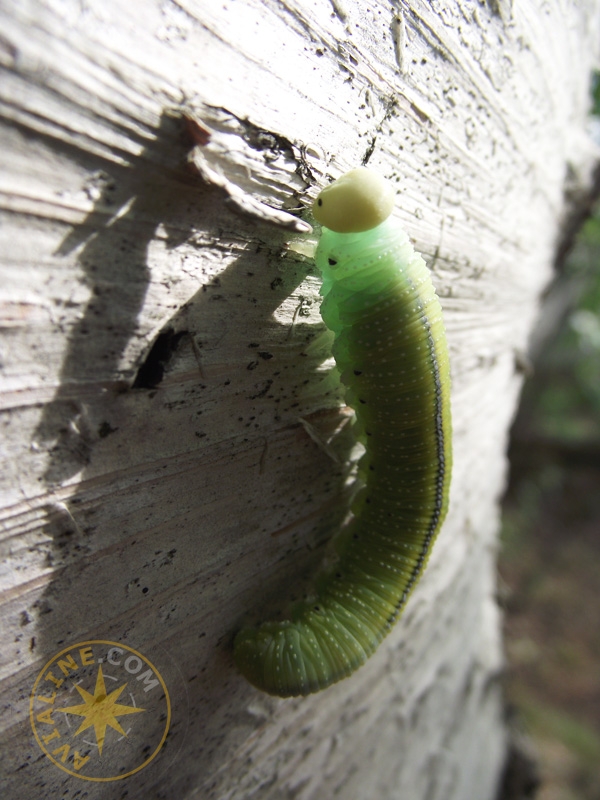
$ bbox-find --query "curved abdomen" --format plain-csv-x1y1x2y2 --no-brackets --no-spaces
233,234,451,696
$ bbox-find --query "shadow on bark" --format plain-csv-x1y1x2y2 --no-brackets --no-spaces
23,112,355,796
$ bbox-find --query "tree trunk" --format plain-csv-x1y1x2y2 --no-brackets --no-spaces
1,1,598,798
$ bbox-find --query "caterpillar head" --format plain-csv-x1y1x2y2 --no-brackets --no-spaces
312,167,395,233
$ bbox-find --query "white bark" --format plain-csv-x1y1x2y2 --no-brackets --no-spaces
0,1,598,798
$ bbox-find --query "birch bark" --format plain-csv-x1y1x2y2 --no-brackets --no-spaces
0,1,598,798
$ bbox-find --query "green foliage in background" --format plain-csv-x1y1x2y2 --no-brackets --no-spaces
591,70,600,116
500,77,600,798
524,212,600,442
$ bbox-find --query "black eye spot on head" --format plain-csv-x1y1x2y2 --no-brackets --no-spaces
328,257,337,266
317,198,323,206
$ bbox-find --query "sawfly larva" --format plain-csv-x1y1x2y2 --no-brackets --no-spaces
234,168,452,696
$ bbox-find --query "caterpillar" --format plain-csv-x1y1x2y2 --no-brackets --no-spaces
234,168,452,696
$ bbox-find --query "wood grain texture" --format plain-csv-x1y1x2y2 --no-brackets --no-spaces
0,0,599,798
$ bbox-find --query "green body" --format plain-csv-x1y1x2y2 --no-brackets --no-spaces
234,218,452,696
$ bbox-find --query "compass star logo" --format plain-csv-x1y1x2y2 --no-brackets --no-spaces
30,640,171,781
58,664,145,755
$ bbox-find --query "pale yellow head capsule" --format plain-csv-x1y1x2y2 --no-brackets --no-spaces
312,167,395,233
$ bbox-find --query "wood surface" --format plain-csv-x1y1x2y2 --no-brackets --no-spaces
1,1,599,798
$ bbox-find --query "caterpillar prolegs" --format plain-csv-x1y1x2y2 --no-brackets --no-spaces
234,168,452,696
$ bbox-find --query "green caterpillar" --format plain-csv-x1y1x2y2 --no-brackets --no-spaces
234,168,452,696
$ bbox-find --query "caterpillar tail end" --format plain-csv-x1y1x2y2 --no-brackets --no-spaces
233,622,306,698
235,616,347,698
234,625,275,695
